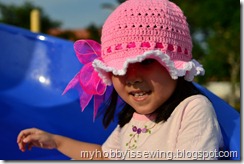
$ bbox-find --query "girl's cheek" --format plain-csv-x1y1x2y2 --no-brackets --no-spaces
108,72,113,82
111,76,125,94
111,76,119,91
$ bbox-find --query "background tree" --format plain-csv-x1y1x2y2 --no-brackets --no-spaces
86,24,101,43
0,1,61,33
55,30,78,41
172,0,240,108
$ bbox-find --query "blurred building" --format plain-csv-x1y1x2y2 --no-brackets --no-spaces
48,28,90,41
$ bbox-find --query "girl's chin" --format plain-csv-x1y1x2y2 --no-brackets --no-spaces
133,108,156,115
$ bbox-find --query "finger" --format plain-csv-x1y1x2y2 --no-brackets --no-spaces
17,128,38,143
17,131,26,143
27,143,33,151
26,140,44,151
22,134,38,144
39,142,44,148
18,140,26,152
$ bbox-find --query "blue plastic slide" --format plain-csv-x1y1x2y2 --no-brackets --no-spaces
0,23,240,160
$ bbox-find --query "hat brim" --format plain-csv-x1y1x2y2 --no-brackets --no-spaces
92,50,205,85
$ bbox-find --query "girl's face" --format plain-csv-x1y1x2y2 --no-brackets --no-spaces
111,59,177,115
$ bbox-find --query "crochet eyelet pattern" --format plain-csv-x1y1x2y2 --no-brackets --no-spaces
101,0,192,62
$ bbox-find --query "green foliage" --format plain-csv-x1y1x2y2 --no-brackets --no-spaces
117,0,126,4
172,0,240,83
87,24,101,43
0,1,61,33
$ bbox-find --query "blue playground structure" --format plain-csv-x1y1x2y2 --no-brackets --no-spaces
0,23,240,160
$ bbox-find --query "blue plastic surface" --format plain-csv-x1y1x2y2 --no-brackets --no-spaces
0,23,240,160
0,23,117,160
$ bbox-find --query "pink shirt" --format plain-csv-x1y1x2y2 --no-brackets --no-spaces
102,95,224,160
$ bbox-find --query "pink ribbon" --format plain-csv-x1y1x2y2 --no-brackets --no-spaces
62,40,106,120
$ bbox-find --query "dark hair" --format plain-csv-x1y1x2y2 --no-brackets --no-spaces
102,77,201,128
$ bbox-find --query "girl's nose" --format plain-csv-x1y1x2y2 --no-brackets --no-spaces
125,64,143,85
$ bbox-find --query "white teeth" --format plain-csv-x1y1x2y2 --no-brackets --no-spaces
134,92,146,97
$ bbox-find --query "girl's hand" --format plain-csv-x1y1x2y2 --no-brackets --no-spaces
17,128,57,152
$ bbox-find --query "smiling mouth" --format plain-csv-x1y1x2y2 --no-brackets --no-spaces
129,91,151,97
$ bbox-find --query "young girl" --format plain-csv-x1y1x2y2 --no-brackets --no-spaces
17,0,223,160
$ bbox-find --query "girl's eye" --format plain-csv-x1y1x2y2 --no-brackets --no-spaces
140,59,155,66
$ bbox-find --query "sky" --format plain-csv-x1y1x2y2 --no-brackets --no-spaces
0,0,119,29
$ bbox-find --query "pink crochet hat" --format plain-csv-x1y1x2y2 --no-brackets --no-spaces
93,0,205,85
